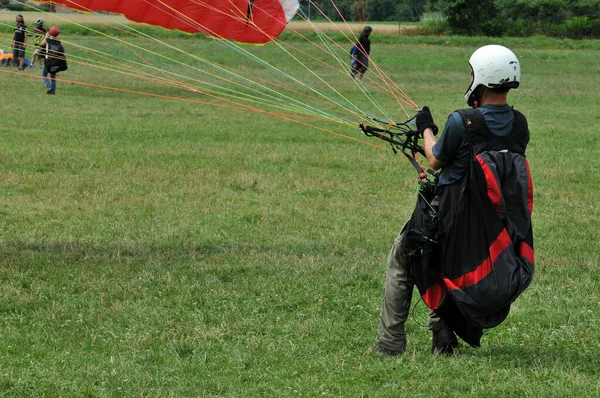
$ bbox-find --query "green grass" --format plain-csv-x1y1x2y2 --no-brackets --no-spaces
0,31,599,397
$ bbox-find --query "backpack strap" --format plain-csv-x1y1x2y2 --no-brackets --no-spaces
456,108,529,156
456,108,490,156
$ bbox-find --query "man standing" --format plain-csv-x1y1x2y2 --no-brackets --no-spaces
10,14,27,71
371,45,534,356
40,26,67,95
350,26,372,80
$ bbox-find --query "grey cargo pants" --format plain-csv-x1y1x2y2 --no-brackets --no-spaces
377,222,446,352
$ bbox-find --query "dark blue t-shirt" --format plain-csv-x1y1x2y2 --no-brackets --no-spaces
13,24,27,45
433,104,515,185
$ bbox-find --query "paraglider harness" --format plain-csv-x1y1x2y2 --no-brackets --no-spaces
45,38,68,73
426,108,533,345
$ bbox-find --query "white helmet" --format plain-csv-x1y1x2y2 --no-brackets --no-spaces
465,45,520,106
35,18,43,26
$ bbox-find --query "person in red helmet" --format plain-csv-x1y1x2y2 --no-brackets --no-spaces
39,26,67,94
48,25,60,37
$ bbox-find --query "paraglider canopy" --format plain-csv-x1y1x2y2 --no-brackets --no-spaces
34,0,300,44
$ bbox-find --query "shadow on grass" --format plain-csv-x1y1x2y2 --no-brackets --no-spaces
0,238,339,265
0,238,377,287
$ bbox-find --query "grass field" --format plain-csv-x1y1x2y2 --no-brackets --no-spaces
0,19,599,397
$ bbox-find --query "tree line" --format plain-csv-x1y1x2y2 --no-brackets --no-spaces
4,0,599,38
302,0,600,38
300,0,426,22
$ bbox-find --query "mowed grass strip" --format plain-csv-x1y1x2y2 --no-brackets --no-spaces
0,33,598,396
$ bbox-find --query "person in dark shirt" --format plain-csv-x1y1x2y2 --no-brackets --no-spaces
422,46,524,187
10,14,27,71
371,45,531,356
350,26,372,80
416,45,533,353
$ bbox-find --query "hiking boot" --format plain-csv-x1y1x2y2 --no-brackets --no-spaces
369,343,405,357
431,327,459,355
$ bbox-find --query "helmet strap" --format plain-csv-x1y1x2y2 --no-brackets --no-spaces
470,86,484,108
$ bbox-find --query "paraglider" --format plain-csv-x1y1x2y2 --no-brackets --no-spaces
34,0,300,44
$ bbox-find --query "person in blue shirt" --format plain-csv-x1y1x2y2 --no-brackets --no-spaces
372,45,529,356
421,45,523,185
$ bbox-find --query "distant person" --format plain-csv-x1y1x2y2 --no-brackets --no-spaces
10,14,27,71
40,26,68,94
350,26,372,80
30,18,47,68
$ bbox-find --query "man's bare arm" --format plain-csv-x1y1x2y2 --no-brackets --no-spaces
423,128,444,170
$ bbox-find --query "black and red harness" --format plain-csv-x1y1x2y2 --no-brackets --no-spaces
405,108,535,346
